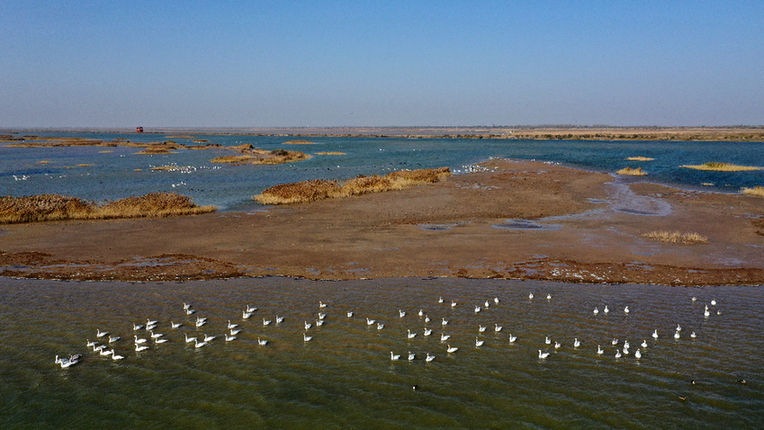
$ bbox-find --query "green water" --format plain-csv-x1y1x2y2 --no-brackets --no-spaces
1,277,761,429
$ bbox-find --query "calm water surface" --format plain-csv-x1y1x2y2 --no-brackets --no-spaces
1,277,761,429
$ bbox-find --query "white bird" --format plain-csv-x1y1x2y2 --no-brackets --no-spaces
494,324,502,332
547,294,552,300
450,301,457,308
225,334,236,342
185,309,195,315
676,324,682,332
478,325,486,333
624,306,630,314
440,333,450,342
574,338,581,348
150,331,163,339
426,353,436,362
442,318,449,326
611,338,619,345
476,337,485,347
399,310,406,318
674,331,681,339
407,330,417,339
276,316,284,324
195,320,206,328
447,345,459,353
230,328,241,335
134,335,147,344
424,315,431,323
194,340,207,348
347,311,354,318
604,306,610,314
474,306,481,314
94,344,106,352
146,318,158,326
423,328,433,336
257,338,268,346
390,351,401,360
690,332,697,338
623,340,630,349
545,336,552,345
303,333,313,342
508,334,517,343
593,307,599,315
635,349,642,359
408,352,415,361
96,329,109,338
641,340,648,348
106,336,119,344
111,352,125,361
438,296,444,304
597,345,604,355
622,347,629,355
203,334,216,342
494,297,500,304
155,338,168,344
484,300,490,308
146,323,157,331
319,301,327,308
615,350,622,359
305,321,313,330
263,318,272,326
318,312,327,320
554,341,561,349
529,293,534,300
366,318,376,326
376,322,384,330
184,334,197,344
133,323,144,331
538,350,550,359
99,348,113,356
171,321,182,329
246,305,257,313
86,339,97,348
692,296,697,302
711,299,717,306
228,320,239,329
652,330,659,339
418,309,424,317
135,344,149,352
704,306,711,317
183,302,192,311
242,311,252,319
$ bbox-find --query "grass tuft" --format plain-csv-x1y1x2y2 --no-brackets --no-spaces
640,231,709,244
741,186,764,197
680,162,761,171
626,156,654,161
254,167,451,205
616,167,647,176
0,192,216,224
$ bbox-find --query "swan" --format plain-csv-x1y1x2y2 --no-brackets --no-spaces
146,318,158,326
494,297,500,304
615,350,622,359
593,307,599,315
305,321,313,330
135,344,149,352
623,340,630,349
438,296,444,303
424,315,431,323
59,357,78,368
276,316,284,323
494,324,502,332
134,335,147,344
318,313,327,320
347,311,354,318
508,334,517,343
451,301,457,308
399,310,406,318
704,306,711,317
184,334,197,343
484,300,490,308
474,306,481,314
263,318,272,326
185,309,195,315
478,325,486,333
111,352,124,361
315,319,324,327
150,331,163,339
574,338,581,348
195,320,206,328
611,338,619,346
203,334,216,342
538,350,550,359
133,323,144,331
529,293,534,300
440,333,450,342
597,345,604,355
676,324,682,332
418,309,424,317
303,333,313,342
366,318,375,326
635,349,642,359
545,336,552,345
674,331,680,339
476,337,485,347
408,352,415,361
624,306,630,314
652,330,659,339
692,296,697,302
230,328,241,335
258,338,268,346
94,344,106,352
446,344,459,353
442,318,449,326
228,320,239,329
547,294,552,300
86,339,97,348
155,338,168,344
423,328,433,336
193,340,207,348
604,306,610,314
554,341,561,349
108,336,120,343
376,322,384,330
690,332,697,338
183,302,192,311
246,305,257,313
407,330,417,339
641,340,648,348
171,321,182,329
225,334,236,342
426,353,436,362
711,299,717,306
390,351,401,360
319,301,327,308
146,323,157,331
622,347,629,355
242,311,252,319
96,329,109,338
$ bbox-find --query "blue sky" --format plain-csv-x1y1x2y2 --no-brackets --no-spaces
2,1,763,128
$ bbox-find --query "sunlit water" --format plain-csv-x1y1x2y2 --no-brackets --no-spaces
2,132,763,210
1,277,762,428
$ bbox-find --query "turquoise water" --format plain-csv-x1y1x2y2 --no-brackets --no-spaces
0,277,761,429
2,131,763,210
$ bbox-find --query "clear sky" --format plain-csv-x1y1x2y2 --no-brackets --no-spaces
2,1,763,128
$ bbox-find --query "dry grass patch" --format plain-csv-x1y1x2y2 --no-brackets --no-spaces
741,186,764,197
210,155,255,164
0,192,216,224
641,231,709,244
316,151,346,155
282,140,317,145
254,167,451,205
616,167,647,176
135,148,176,155
680,162,761,171
626,156,654,161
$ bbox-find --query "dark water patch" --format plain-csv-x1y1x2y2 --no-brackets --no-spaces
418,224,452,231
491,219,562,231
615,208,659,215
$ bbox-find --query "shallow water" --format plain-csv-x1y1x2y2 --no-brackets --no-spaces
2,132,763,210
1,277,762,429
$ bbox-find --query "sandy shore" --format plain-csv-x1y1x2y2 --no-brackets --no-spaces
1,159,762,285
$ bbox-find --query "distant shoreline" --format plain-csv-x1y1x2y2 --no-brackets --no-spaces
3,126,764,141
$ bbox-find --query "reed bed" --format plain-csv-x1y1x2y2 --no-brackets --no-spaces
626,156,654,161
640,231,709,245
680,162,761,171
616,167,647,176
254,167,451,205
0,192,216,224
741,186,764,197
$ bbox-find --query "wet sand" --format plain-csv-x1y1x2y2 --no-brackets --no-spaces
1,159,763,285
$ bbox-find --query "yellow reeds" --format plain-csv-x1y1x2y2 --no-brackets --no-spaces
210,155,255,164
0,192,216,224
282,140,316,144
626,156,654,161
315,152,346,155
741,186,764,197
640,231,709,245
680,162,761,171
254,167,452,205
616,167,647,176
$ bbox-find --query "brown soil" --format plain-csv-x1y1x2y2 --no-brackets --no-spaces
1,159,762,285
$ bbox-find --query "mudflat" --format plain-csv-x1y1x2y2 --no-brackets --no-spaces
1,159,763,285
